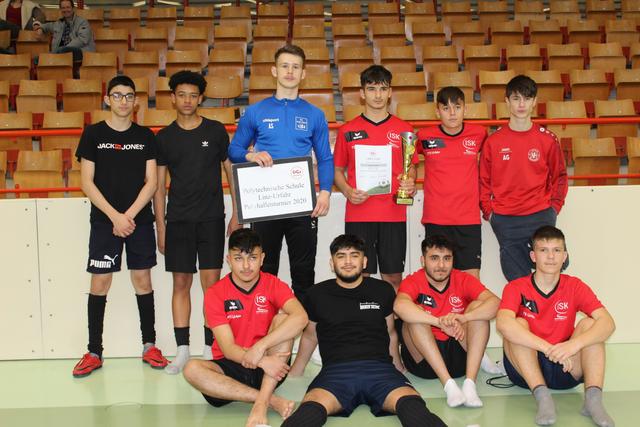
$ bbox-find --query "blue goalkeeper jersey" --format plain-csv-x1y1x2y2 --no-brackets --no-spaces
228,96,334,192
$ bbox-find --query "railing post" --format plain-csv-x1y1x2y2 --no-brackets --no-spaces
288,0,294,42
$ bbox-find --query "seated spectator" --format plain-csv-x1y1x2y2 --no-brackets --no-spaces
0,0,45,40
33,0,94,62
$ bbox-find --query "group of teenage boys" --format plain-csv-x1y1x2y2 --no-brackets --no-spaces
72,43,615,427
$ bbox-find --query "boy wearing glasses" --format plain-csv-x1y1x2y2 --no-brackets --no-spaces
73,75,168,377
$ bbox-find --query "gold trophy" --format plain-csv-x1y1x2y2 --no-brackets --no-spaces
395,131,417,205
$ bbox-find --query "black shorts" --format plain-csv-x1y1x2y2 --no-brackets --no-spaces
424,223,481,270
87,222,157,274
400,337,467,379
165,219,225,273
308,359,414,417
202,358,286,407
504,351,583,390
345,222,406,275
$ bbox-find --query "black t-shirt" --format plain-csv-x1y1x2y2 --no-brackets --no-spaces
156,118,229,222
305,277,395,366
75,121,156,224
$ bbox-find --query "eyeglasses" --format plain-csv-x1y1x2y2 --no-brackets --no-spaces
110,92,135,102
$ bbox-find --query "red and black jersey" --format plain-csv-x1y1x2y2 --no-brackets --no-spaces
334,114,417,222
417,123,486,225
398,269,487,341
500,274,604,345
205,272,295,360
479,125,568,219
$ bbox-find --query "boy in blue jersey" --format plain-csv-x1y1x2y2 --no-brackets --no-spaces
228,44,334,303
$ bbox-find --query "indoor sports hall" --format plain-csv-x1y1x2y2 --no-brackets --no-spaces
1,1,639,426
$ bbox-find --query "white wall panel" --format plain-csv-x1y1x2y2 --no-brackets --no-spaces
37,198,90,358
1,186,639,360
0,200,43,359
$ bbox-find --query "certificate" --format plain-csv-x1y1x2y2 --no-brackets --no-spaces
232,157,317,224
355,145,392,195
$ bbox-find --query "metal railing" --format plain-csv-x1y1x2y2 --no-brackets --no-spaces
2,116,640,195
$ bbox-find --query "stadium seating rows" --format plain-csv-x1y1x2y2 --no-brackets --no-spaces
1,1,640,196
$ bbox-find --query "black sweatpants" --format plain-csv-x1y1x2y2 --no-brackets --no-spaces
251,215,317,303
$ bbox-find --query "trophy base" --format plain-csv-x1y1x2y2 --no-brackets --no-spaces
395,195,414,205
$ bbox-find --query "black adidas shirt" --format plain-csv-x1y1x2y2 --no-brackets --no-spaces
156,118,229,222
305,277,395,366
76,121,156,225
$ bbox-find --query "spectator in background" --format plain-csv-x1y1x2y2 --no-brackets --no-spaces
0,0,45,42
33,0,94,62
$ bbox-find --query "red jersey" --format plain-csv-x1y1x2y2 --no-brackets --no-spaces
205,272,295,360
334,114,417,222
500,274,603,345
398,269,487,341
479,125,568,219
417,123,486,225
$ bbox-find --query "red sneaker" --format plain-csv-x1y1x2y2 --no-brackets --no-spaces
142,346,169,369
73,353,103,377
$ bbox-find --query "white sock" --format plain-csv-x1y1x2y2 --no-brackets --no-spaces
462,378,483,407
481,353,506,375
310,345,322,366
444,378,466,407
165,345,190,375
202,344,213,361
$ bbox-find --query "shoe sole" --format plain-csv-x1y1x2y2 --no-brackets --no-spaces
73,364,102,378
143,359,168,369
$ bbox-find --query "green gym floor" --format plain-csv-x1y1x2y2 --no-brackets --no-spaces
1,346,637,427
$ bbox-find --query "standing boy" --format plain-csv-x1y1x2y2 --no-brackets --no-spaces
480,75,568,281
333,65,416,290
73,75,167,377
417,86,487,279
228,44,333,303
154,70,240,374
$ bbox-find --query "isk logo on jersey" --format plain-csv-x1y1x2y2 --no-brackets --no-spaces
521,295,539,314
386,131,401,147
554,300,569,321
295,116,308,131
449,295,463,310
418,293,436,308
96,143,145,151
224,299,244,312
421,138,445,150
254,294,269,314
359,301,381,310
462,138,477,150
345,130,369,142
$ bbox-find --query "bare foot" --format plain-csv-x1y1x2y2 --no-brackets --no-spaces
271,395,295,419
246,401,269,427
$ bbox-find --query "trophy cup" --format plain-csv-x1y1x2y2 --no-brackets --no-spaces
395,131,417,205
